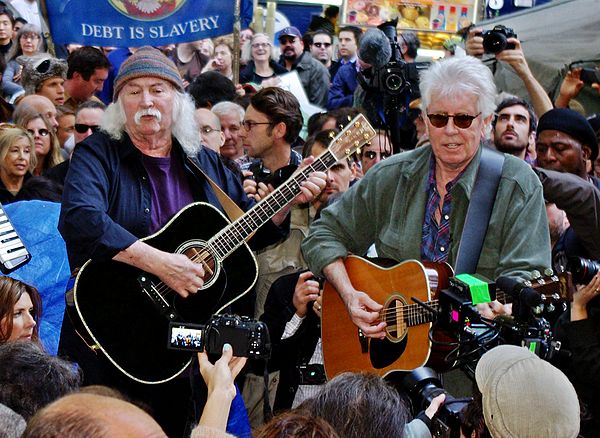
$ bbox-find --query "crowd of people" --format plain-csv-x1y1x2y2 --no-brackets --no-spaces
0,1,599,437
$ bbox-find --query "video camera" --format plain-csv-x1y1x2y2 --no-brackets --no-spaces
401,367,471,438
430,273,564,369
358,19,429,152
167,314,271,359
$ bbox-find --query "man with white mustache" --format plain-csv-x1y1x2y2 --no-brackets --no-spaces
58,46,326,438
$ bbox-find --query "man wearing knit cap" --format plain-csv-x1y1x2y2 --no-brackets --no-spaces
58,46,325,437
475,345,580,437
536,107,600,188
19,54,67,106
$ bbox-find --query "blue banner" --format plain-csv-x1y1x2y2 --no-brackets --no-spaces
44,0,253,47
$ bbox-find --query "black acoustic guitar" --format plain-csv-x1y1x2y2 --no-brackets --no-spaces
72,114,376,384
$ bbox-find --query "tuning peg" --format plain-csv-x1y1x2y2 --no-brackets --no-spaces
543,268,554,277
328,131,336,139
531,270,541,279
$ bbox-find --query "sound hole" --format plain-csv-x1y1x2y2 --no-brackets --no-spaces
177,240,221,290
383,294,408,343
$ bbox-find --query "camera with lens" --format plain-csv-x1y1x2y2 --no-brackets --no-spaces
402,367,471,438
481,25,517,54
568,257,600,285
247,161,298,188
367,19,426,98
167,314,271,359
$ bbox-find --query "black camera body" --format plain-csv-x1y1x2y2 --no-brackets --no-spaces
402,367,471,438
168,314,271,359
481,25,517,54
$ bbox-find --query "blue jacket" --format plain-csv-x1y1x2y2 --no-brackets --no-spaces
59,131,285,269
327,62,358,110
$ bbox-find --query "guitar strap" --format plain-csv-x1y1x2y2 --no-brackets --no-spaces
454,148,505,275
187,157,245,221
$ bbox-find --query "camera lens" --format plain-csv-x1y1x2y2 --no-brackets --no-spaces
568,257,600,285
384,72,405,94
483,32,508,54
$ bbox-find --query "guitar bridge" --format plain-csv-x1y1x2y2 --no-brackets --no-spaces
138,275,179,321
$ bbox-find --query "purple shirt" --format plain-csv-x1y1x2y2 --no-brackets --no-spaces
142,154,194,234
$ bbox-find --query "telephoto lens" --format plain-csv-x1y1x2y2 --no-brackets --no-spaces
568,257,600,285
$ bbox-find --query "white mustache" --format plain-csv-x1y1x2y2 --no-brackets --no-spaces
134,108,162,125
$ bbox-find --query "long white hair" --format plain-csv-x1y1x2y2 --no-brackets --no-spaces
102,89,201,156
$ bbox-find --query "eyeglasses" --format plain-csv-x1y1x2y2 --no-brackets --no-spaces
363,150,392,160
313,42,332,48
21,34,39,41
251,43,270,49
242,120,271,130
27,128,49,137
426,113,481,129
201,126,221,135
74,124,99,134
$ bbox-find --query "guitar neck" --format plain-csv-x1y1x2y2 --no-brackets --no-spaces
208,152,338,259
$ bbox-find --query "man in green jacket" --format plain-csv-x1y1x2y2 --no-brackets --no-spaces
302,55,551,338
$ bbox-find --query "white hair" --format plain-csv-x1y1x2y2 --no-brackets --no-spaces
211,101,245,122
102,90,201,156
419,56,497,119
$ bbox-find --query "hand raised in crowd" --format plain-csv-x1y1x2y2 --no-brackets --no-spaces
198,344,247,431
464,27,485,57
495,38,531,77
556,68,585,108
292,271,321,318
571,271,600,322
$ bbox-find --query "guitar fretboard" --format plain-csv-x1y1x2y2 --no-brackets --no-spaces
207,151,338,260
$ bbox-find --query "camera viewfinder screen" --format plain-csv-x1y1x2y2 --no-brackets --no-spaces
169,325,203,351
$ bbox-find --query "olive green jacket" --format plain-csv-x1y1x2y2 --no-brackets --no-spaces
302,145,551,281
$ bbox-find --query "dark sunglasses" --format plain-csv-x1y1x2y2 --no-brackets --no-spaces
427,113,481,129
363,150,392,160
313,42,331,48
74,124,100,134
27,128,49,137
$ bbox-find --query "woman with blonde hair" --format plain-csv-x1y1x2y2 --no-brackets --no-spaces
14,111,63,175
240,33,286,86
0,124,36,203
0,276,41,343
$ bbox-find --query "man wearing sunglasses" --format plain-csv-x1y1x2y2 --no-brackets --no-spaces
358,130,393,174
303,55,551,339
310,30,339,79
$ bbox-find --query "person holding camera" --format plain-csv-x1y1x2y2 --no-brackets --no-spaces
553,271,600,437
465,26,553,118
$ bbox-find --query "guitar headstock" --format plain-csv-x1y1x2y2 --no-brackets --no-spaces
328,114,377,161
526,269,575,302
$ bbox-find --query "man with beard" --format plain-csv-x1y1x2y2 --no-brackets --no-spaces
57,46,326,437
492,96,536,164
278,26,329,108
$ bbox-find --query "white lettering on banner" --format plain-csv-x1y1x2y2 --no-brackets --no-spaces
80,16,220,41
148,15,220,39
81,24,125,39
